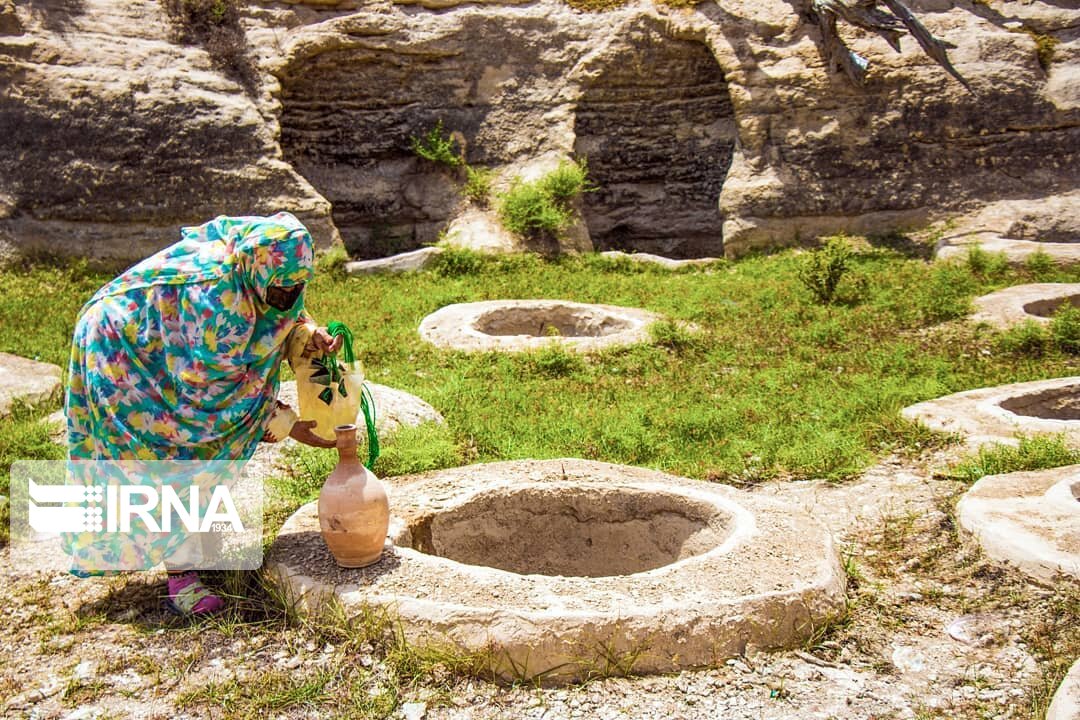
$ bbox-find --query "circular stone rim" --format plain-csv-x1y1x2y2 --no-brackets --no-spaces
267,459,846,682
970,283,1080,329
957,464,1080,583
417,300,664,353
903,376,1080,449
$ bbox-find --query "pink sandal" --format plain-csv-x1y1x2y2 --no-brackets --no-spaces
164,571,226,616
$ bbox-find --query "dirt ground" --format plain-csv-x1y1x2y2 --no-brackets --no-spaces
1,447,1076,720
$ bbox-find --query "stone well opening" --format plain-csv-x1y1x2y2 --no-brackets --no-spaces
1023,295,1080,318
409,484,731,577
418,300,663,352
573,20,735,259
474,306,632,338
267,459,847,682
999,384,1080,421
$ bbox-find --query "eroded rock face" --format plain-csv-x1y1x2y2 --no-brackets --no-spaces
0,0,338,260
0,0,1077,261
574,18,735,258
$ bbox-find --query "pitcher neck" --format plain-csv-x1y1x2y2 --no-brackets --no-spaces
334,424,360,461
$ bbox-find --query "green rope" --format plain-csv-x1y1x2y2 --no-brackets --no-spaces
326,321,379,470
359,383,380,471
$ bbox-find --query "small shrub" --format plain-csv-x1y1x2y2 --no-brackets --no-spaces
530,345,583,377
160,0,255,89
409,120,463,168
1024,249,1055,280
995,320,1049,356
946,434,1080,483
315,244,349,278
797,236,854,305
965,245,1009,279
462,166,494,206
537,159,590,205
497,159,591,241
916,262,975,323
1049,304,1080,354
498,180,571,238
649,320,697,353
432,246,485,278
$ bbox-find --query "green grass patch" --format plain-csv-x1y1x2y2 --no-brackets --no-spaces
6,245,1080,488
944,434,1080,484
0,403,66,498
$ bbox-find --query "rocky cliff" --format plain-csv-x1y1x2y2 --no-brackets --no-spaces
0,0,1076,261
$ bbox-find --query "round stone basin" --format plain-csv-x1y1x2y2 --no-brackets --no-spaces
473,306,632,338
412,485,731,577
903,377,1080,448
999,384,1080,421
970,283,1080,329
267,459,846,683
1023,294,1080,318
418,300,664,353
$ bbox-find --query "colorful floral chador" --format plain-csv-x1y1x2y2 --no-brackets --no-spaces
63,212,316,575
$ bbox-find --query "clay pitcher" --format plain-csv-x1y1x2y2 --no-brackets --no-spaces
318,424,390,568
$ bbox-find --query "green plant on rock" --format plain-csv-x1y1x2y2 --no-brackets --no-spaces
1024,249,1056,280
797,235,854,305
965,244,1009,279
498,159,591,241
537,158,591,205
409,120,463,168
462,166,494,206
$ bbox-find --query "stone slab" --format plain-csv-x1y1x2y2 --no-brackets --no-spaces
267,459,846,683
970,283,1080,329
599,251,723,270
1048,657,1080,720
344,247,444,275
957,465,1080,583
937,237,1080,266
901,376,1080,449
0,352,62,418
419,300,663,353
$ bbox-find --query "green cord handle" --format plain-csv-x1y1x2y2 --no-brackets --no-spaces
326,320,355,364
359,383,380,471
325,321,379,470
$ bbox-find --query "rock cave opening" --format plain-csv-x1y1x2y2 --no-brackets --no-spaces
573,26,735,259
276,13,567,260
411,484,731,577
278,46,484,259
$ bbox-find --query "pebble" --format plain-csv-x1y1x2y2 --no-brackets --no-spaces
402,701,427,720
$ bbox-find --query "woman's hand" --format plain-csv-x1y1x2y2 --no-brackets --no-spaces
310,327,343,355
289,419,337,448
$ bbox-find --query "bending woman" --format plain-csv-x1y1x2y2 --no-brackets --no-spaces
63,212,338,615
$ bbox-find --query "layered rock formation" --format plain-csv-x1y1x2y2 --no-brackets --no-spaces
0,0,1076,261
